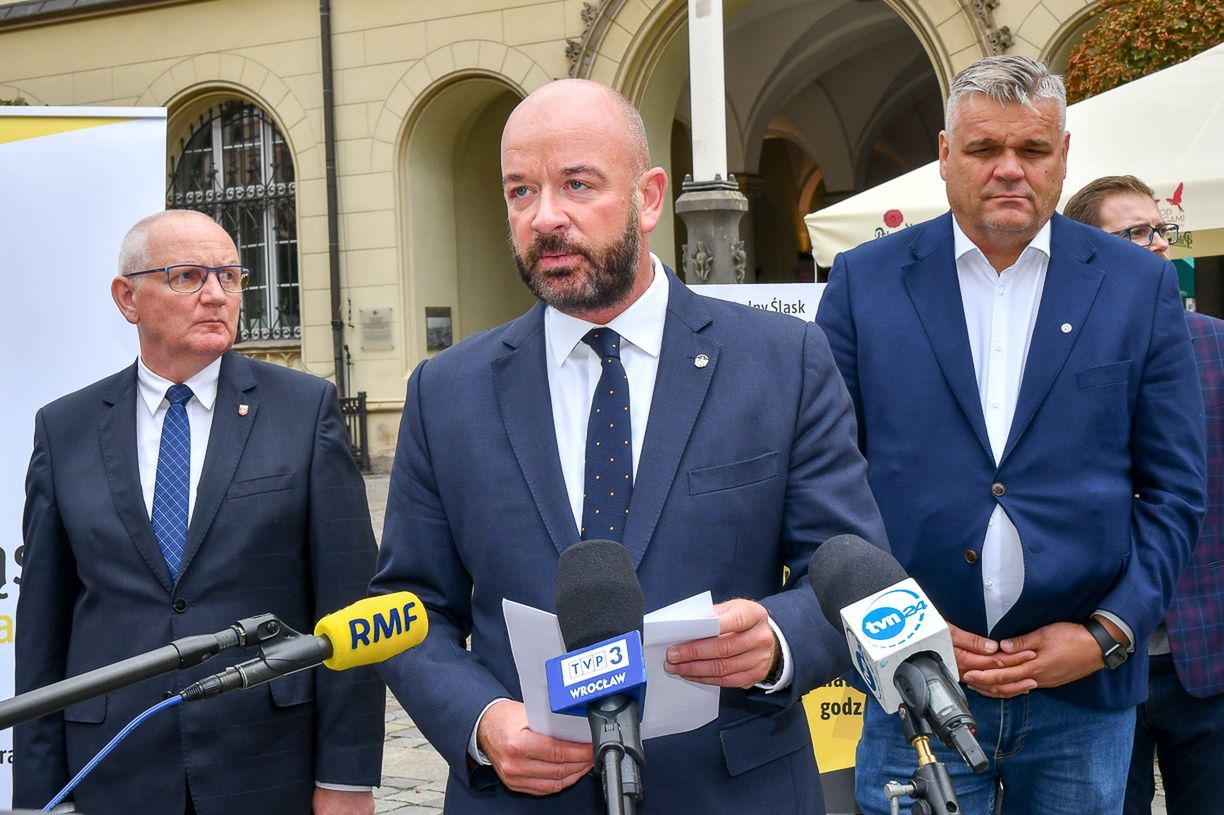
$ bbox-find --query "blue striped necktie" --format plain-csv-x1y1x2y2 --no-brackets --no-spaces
581,328,632,542
151,383,193,581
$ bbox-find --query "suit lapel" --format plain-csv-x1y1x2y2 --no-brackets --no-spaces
98,363,175,592
1001,216,1103,462
181,351,259,577
621,271,717,568
902,215,994,461
492,304,582,555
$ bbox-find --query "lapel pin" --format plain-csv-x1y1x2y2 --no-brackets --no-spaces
238,404,249,416
1060,323,1073,334
694,354,710,369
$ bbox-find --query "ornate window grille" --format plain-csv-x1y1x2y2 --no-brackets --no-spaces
168,100,299,343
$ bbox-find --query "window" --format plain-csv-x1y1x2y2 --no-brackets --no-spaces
168,100,299,342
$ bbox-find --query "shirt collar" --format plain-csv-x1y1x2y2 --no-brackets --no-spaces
951,216,1051,265
545,254,669,368
137,355,222,415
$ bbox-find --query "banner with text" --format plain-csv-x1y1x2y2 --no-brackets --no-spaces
0,107,165,805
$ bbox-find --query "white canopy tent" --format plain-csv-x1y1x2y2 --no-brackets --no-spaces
805,43,1224,267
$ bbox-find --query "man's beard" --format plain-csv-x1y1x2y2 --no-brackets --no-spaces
512,208,641,315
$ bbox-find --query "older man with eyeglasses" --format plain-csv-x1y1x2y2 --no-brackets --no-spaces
16,210,384,815
1066,175,1224,815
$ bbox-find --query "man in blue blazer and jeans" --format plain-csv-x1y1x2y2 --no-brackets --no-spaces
817,57,1205,814
372,79,886,813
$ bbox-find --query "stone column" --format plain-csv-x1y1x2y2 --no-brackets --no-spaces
675,0,749,285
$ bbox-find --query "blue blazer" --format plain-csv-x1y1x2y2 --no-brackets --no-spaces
372,267,887,814
817,212,1206,710
16,351,385,815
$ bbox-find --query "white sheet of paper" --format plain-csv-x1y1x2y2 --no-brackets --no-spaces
503,593,722,742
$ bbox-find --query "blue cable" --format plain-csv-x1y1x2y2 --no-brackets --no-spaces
43,694,184,812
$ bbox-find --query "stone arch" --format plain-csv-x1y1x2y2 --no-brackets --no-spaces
135,54,315,179
1040,1,1102,72
370,41,552,174
394,63,538,364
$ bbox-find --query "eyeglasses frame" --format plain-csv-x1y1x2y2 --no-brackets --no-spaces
1112,223,1180,248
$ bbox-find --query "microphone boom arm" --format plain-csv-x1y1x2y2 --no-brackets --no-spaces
0,613,280,731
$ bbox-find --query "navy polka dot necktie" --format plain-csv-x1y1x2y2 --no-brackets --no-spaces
581,328,632,542
151,383,193,581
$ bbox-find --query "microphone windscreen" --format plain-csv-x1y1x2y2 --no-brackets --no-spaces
315,591,429,670
556,539,644,651
808,534,907,628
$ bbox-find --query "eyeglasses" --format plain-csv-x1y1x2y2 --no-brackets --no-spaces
123,264,250,293
1112,223,1179,247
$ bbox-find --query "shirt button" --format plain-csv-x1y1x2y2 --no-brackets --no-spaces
965,550,979,564
172,598,188,613
991,482,1006,497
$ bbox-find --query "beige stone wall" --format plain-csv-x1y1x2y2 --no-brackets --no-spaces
0,0,1102,460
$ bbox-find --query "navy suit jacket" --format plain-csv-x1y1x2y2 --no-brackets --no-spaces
817,212,1206,710
16,351,385,815
372,268,887,813
1166,310,1224,697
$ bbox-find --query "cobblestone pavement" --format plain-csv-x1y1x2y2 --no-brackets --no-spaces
363,475,1167,814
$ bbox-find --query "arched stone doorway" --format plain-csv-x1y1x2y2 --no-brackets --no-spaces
587,0,945,281
400,76,534,356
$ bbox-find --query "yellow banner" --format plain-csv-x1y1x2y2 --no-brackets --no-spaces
806,678,866,773
0,116,128,146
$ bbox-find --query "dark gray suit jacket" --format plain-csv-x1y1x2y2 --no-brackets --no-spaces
16,351,384,815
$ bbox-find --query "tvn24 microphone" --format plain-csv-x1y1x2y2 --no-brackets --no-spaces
552,539,646,815
180,591,428,702
808,535,987,773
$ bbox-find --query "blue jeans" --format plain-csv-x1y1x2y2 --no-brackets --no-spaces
1124,653,1224,815
855,687,1134,815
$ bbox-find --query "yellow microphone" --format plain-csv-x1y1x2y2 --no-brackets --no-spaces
315,591,429,670
180,592,428,701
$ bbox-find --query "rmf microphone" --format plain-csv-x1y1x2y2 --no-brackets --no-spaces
808,535,987,773
554,539,646,815
180,591,428,702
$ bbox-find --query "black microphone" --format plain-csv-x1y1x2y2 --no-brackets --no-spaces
809,534,986,773
556,539,645,815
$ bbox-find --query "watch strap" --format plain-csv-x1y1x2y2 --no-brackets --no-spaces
1086,618,1128,670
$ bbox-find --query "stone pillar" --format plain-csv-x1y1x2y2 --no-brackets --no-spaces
676,0,749,285
675,176,748,284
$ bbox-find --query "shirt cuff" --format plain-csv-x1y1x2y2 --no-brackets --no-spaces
49,803,75,814
754,616,794,693
315,782,374,792
1092,609,1135,653
468,697,511,765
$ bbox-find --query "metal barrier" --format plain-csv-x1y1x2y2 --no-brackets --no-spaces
339,390,371,473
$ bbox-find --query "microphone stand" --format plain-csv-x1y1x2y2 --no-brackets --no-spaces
884,705,960,815
0,614,281,730
588,695,644,815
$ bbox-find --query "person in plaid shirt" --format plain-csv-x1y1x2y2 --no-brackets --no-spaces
1066,175,1224,815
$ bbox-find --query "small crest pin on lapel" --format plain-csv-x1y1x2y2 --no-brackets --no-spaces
694,354,710,369
238,404,249,416
1060,323,1073,334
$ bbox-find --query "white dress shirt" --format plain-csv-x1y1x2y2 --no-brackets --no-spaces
468,256,793,764
545,256,668,528
953,220,1131,645
954,219,1049,633
136,357,221,521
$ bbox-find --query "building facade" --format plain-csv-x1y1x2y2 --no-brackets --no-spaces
0,0,1103,462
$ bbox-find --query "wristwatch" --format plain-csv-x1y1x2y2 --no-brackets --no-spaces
1086,618,1128,670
